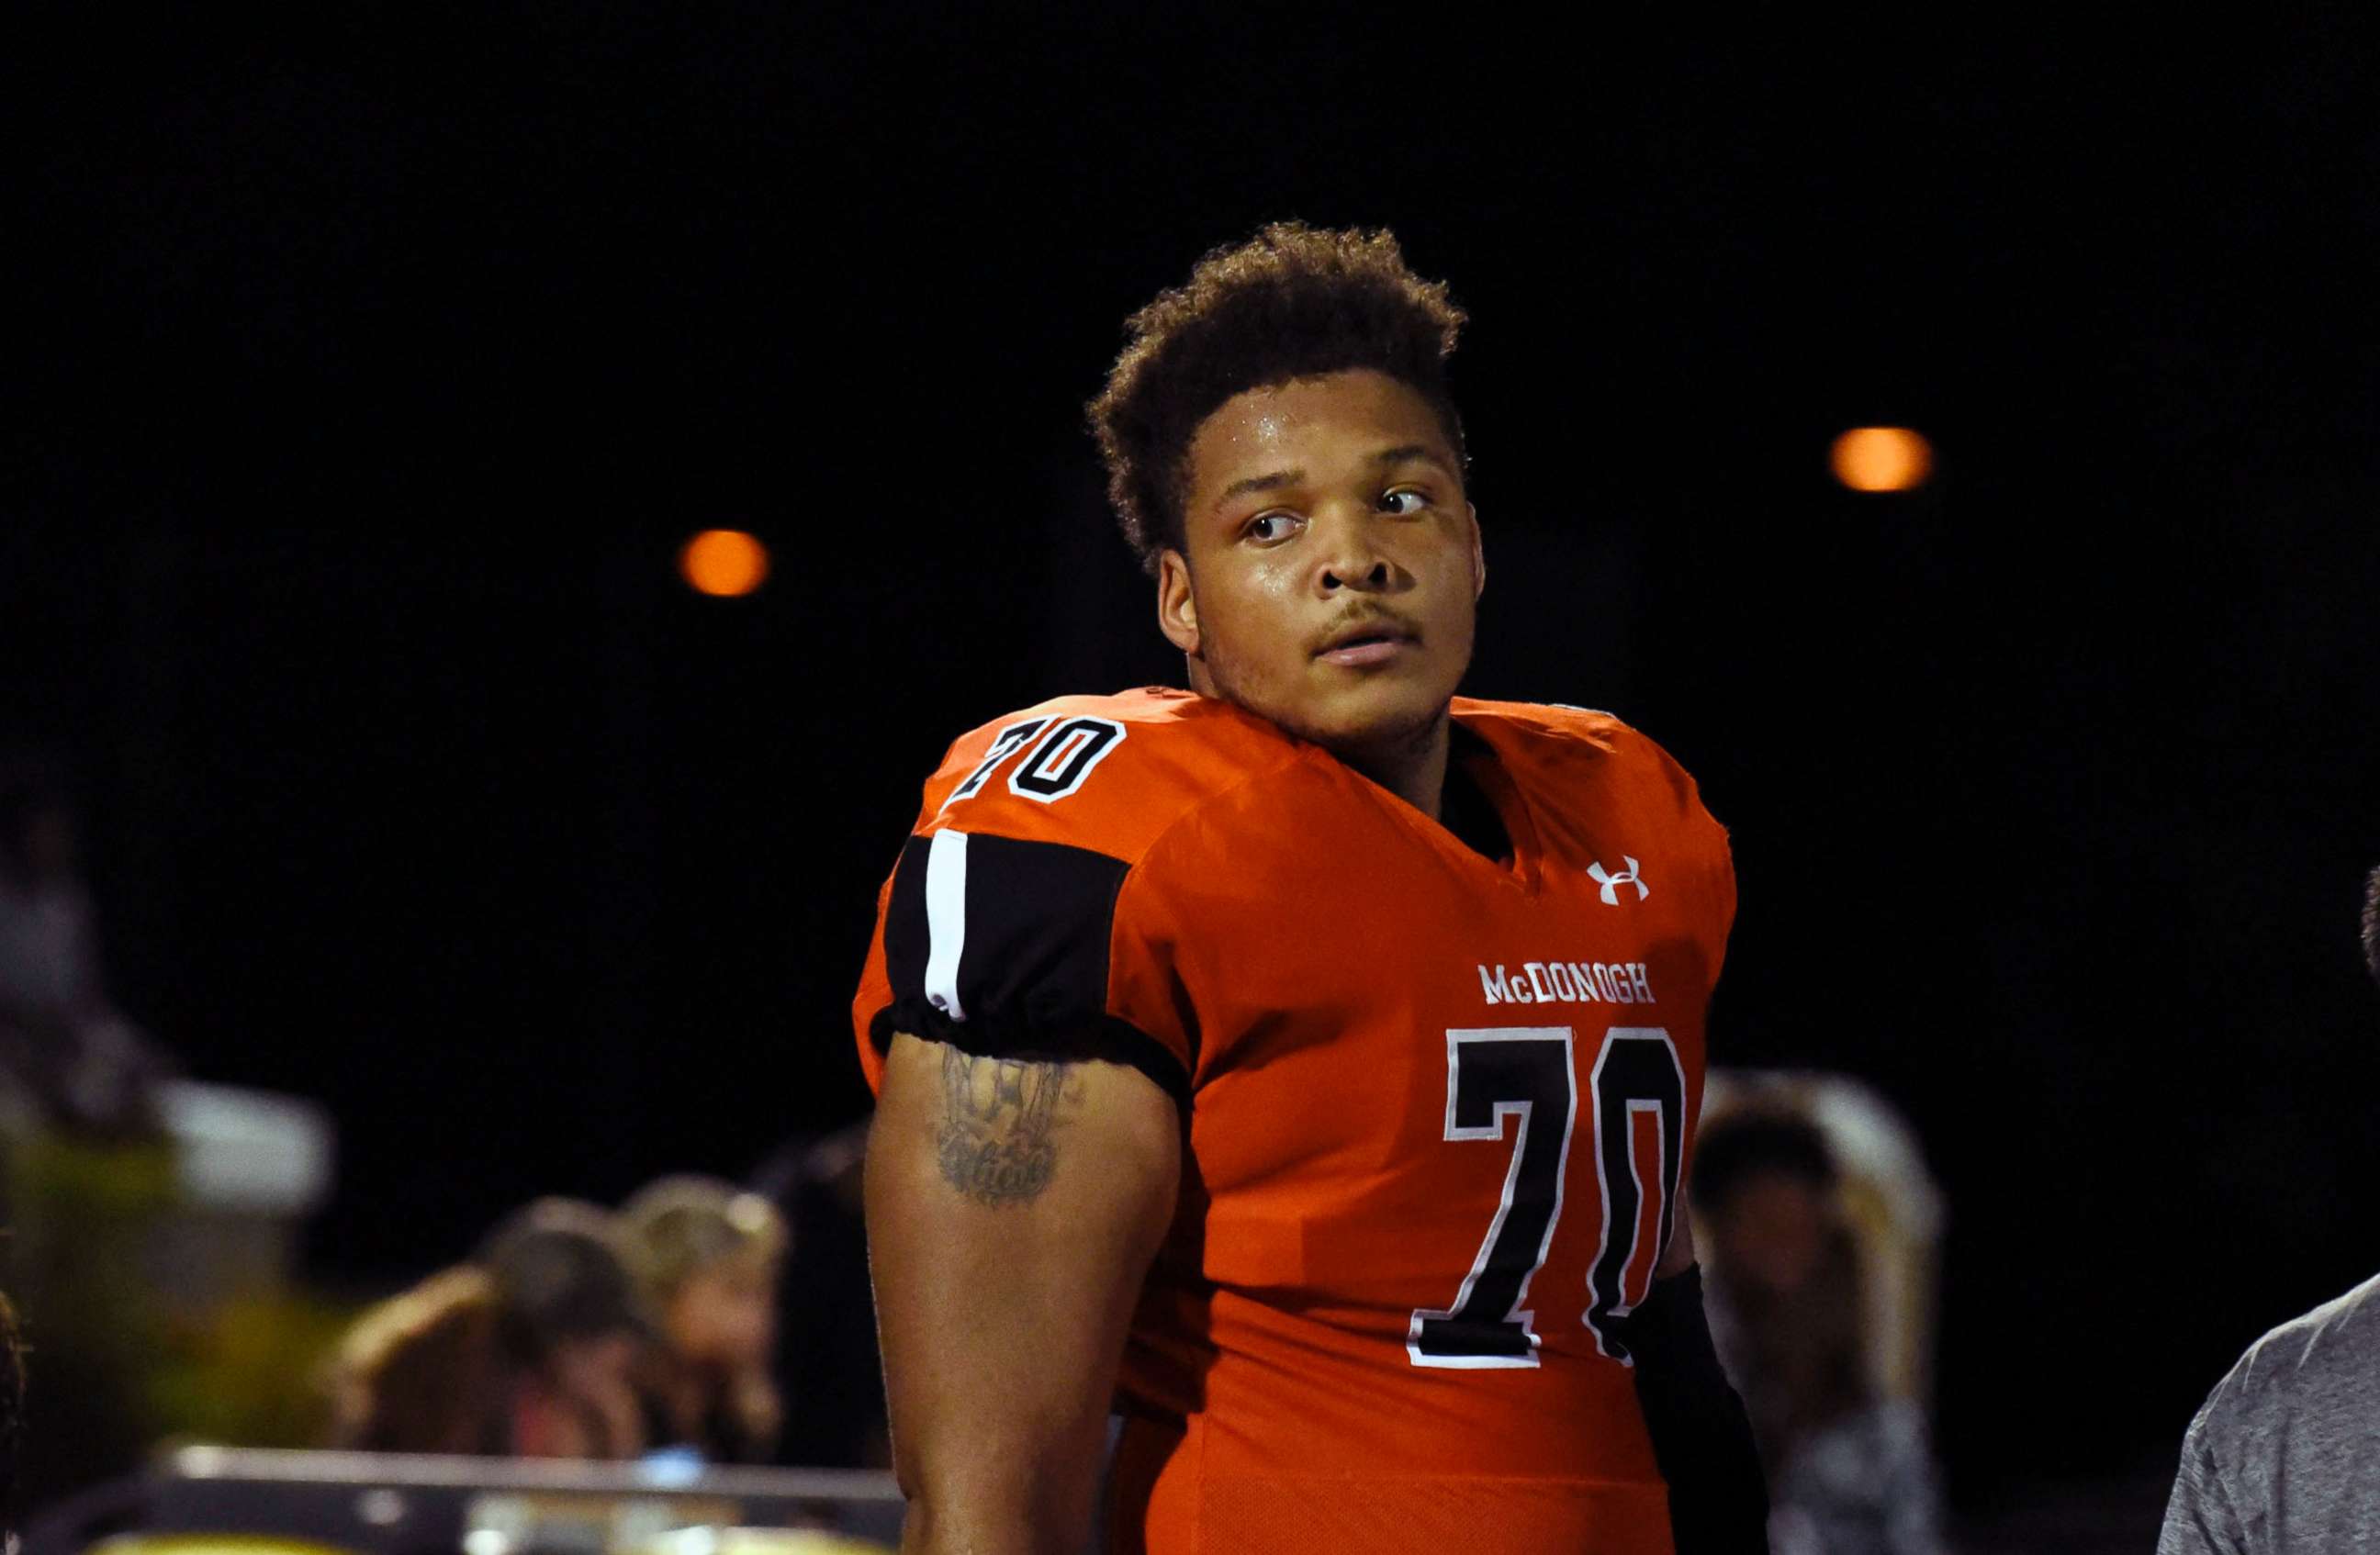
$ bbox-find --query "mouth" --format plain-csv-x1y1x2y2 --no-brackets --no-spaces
1313,619,1420,668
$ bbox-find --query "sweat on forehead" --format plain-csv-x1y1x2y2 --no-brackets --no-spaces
1173,370,1465,539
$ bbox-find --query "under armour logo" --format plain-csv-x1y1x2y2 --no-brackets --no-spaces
1588,856,1648,905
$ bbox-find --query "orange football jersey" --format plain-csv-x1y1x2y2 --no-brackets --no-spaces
853,687,1735,1554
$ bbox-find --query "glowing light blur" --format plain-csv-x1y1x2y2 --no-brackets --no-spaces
680,530,770,597
1830,427,1934,492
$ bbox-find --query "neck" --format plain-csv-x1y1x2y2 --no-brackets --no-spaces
1334,711,1452,820
1182,656,1454,817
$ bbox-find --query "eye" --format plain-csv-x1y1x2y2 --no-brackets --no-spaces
1246,511,1303,543
1380,487,1431,515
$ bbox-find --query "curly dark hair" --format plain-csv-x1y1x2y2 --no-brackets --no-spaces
1087,222,1469,575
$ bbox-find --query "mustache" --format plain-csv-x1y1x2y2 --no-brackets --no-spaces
1310,606,1424,654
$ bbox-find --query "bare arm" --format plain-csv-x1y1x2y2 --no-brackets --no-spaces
865,1032,1181,1555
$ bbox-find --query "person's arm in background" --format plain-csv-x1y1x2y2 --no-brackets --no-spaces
2157,1394,2248,1555
866,1031,1179,1555
1632,1209,1773,1554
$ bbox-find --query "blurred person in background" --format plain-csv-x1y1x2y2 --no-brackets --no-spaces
0,757,173,1137
1692,1108,1946,1555
328,1197,649,1458
2158,865,2380,1553
619,1174,787,1465
752,1123,889,1469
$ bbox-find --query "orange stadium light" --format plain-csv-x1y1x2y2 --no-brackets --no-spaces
1829,427,1935,493
680,529,770,597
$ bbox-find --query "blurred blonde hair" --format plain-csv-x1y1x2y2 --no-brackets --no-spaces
619,1175,787,1460
619,1175,787,1298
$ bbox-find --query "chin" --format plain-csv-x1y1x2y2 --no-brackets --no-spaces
1201,641,1464,755
1277,680,1451,756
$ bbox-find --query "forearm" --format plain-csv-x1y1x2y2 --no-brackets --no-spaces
1626,1263,1769,1555
901,1485,1090,1555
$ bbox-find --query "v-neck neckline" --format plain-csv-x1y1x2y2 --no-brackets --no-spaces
1320,708,1546,894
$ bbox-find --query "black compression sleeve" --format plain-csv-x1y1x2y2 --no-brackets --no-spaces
1623,1264,1770,1555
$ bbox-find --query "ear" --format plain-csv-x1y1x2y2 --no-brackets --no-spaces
1156,549,1202,657
1468,502,1487,601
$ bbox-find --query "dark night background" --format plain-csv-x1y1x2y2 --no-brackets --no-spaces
7,2,2379,1523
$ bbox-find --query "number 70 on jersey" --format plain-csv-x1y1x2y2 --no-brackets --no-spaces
1408,1025,1686,1370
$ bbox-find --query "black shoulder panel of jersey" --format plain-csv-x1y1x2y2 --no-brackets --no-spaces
871,831,1189,1103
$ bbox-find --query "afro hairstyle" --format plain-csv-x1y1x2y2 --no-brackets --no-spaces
1086,222,1468,575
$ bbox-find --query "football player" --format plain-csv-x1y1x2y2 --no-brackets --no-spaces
855,224,1766,1553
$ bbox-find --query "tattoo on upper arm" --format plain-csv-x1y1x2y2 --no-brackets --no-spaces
934,1048,1086,1205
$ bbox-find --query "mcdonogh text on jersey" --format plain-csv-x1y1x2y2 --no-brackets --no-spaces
1479,960,1658,1006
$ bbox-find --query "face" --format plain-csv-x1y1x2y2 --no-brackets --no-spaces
1709,1173,1831,1295
666,1256,780,1372
1159,369,1482,757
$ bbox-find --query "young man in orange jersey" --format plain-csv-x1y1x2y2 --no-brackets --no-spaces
855,224,1766,1554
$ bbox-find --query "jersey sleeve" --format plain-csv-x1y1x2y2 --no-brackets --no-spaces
1614,716,1736,995
850,698,1235,1104
1536,703,1738,993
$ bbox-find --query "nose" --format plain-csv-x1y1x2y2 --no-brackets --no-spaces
1311,506,1398,597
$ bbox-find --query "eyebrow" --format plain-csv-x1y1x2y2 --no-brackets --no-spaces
1211,445,1453,510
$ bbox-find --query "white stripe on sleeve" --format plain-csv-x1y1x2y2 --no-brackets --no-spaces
922,828,970,1022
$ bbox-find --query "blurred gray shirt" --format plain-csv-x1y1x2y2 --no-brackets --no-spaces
1766,1398,1946,1555
2160,1271,2380,1554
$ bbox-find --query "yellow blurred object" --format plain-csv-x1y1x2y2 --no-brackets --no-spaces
89,1538,365,1555
680,531,770,597
635,1527,894,1555
3,1132,180,1500
152,1292,356,1448
1829,427,1934,492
